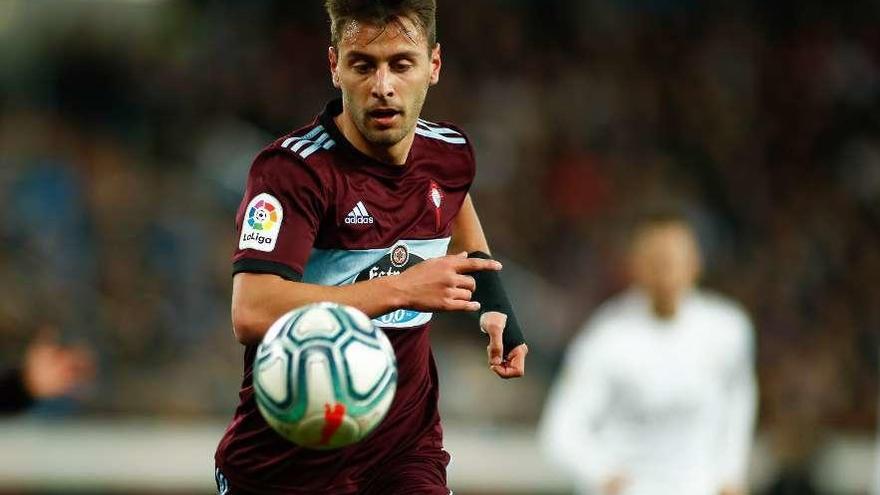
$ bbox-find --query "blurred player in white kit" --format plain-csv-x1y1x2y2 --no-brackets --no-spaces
539,210,758,495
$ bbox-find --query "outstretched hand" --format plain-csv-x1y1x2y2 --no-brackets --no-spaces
481,312,527,379
395,252,502,312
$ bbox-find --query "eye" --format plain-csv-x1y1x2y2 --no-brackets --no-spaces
351,63,373,75
392,61,414,72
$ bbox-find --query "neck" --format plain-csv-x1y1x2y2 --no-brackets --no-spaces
646,290,685,321
334,110,414,166
651,299,677,320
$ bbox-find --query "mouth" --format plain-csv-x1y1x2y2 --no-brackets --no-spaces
367,108,402,127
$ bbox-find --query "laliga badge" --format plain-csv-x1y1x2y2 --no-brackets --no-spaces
240,193,283,252
428,181,444,232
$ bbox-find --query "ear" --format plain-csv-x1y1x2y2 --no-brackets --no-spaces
328,46,341,88
429,43,442,86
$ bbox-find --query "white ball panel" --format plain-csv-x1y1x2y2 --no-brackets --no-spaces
292,308,342,340
263,311,291,343
303,353,336,415
343,341,390,396
259,354,289,404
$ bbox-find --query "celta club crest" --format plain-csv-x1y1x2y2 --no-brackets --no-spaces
391,245,410,268
428,181,444,232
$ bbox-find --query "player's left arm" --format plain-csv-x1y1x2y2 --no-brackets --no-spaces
449,194,528,379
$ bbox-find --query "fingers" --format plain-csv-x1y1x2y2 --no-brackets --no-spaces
445,299,480,312
490,365,522,379
450,255,502,274
448,287,472,302
490,344,528,379
443,280,478,311
481,312,507,366
508,346,527,374
489,361,524,378
440,285,477,312
454,274,476,291
486,335,503,366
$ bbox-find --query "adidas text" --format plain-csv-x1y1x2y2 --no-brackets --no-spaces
345,201,375,225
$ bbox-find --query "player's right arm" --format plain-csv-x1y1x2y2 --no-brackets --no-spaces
230,149,500,346
232,254,498,345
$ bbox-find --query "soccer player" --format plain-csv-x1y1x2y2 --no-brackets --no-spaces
214,1,527,493
539,211,757,495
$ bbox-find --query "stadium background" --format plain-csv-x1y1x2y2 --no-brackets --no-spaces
1,0,879,493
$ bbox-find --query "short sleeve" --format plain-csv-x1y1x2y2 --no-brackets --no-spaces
232,149,328,281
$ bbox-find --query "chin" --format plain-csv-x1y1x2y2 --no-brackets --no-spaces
365,129,406,147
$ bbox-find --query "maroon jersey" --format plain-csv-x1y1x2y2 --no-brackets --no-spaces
215,99,475,494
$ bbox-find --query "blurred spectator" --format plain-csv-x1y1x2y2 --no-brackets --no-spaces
0,329,94,415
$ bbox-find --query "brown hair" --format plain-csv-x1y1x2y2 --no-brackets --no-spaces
624,203,695,246
324,0,437,48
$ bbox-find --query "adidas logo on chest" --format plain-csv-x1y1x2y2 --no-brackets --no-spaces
345,201,375,225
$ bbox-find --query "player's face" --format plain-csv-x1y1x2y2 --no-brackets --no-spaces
329,16,441,149
630,223,701,318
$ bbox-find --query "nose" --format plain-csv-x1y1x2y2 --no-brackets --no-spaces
371,66,394,99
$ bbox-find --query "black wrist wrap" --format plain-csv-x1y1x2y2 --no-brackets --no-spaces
467,251,526,357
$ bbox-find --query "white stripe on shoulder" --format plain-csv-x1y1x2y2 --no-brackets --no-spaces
291,138,310,152
415,126,467,144
303,125,325,140
279,125,336,159
300,132,331,158
281,125,323,151
417,119,463,137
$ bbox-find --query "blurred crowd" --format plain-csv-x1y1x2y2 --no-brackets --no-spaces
1,0,879,467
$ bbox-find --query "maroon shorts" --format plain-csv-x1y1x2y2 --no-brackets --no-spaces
215,446,451,495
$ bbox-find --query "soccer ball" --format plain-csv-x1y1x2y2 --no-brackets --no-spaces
253,302,397,449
